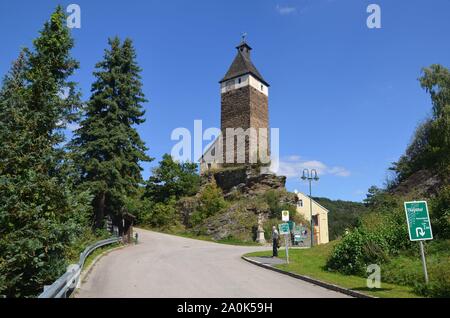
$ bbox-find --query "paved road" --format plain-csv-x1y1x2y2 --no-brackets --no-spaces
76,229,348,298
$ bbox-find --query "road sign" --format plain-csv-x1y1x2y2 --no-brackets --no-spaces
404,201,433,241
294,225,308,239
288,221,295,231
282,210,289,222
404,201,433,285
278,223,290,235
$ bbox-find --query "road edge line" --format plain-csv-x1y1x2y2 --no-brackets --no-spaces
241,256,375,299
71,243,128,298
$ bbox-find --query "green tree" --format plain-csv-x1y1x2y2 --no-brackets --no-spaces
392,64,450,181
191,182,227,225
72,37,151,228
0,7,91,297
145,154,200,203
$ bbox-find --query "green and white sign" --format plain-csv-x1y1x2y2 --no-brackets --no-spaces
278,223,290,235
404,201,433,241
282,210,289,222
294,225,308,239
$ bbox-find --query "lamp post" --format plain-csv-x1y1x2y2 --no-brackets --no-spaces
301,169,319,248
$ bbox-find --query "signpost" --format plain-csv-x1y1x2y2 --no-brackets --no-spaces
404,201,433,284
278,222,290,264
282,210,289,222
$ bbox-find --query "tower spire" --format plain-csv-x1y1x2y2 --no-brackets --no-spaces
241,32,247,43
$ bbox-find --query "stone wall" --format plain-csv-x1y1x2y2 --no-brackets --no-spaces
220,85,269,165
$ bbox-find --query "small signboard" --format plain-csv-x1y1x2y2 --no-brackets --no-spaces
278,223,290,235
294,225,308,239
404,201,433,241
282,210,290,222
288,221,295,231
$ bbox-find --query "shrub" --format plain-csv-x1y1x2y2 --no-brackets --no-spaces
430,186,450,239
414,256,450,297
148,199,177,228
191,183,227,225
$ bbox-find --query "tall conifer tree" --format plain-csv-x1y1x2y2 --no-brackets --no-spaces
72,37,151,229
0,7,90,297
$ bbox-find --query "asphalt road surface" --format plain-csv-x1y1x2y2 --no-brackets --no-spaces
76,228,348,298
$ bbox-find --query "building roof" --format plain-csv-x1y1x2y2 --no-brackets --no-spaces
219,41,269,87
296,191,329,213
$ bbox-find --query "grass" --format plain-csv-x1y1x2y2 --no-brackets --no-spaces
82,242,123,271
245,242,420,298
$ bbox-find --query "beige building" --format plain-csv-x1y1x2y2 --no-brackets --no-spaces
295,191,329,245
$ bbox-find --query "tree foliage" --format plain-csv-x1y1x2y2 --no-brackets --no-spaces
145,154,200,203
72,37,151,228
0,7,91,297
392,64,450,182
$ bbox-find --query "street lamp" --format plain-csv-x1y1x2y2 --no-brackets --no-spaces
301,169,319,248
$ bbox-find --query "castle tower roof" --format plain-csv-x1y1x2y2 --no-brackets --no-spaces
219,40,269,87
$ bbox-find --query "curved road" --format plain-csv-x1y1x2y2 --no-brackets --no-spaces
76,229,348,298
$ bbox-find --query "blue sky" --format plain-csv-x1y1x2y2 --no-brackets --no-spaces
1,0,449,202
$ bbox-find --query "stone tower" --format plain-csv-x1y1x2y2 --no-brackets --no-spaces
219,40,270,166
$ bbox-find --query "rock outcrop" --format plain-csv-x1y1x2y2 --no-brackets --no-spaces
186,165,297,242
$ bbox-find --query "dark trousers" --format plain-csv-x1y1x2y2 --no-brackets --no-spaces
273,238,278,257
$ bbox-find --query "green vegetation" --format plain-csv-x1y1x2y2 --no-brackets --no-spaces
326,65,450,298
245,244,418,298
145,154,200,203
71,36,151,228
392,64,450,184
0,7,93,297
135,160,303,245
0,7,151,297
81,242,122,272
314,197,369,240
190,182,228,226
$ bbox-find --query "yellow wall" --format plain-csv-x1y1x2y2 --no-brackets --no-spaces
295,192,329,244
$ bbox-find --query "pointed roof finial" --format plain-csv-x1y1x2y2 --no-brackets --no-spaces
241,32,247,43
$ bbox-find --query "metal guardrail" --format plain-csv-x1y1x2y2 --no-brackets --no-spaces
38,237,121,298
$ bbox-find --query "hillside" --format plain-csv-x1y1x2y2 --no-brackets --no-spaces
325,64,450,297
313,197,369,241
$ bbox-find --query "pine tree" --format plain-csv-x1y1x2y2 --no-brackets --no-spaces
0,7,90,297
72,37,151,229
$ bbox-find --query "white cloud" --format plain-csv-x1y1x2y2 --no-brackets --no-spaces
276,4,297,15
270,155,350,178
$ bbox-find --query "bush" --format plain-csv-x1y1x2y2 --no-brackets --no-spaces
326,228,389,275
191,183,227,225
430,186,450,239
148,199,177,228
414,256,450,297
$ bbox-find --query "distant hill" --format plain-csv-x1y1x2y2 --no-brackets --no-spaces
313,197,369,241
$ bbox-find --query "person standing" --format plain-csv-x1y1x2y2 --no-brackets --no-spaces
272,226,279,257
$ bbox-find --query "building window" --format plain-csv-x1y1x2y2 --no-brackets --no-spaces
298,199,303,208
238,78,241,84
261,84,264,91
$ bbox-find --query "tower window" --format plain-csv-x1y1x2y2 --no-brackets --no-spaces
238,78,241,84
261,84,264,91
